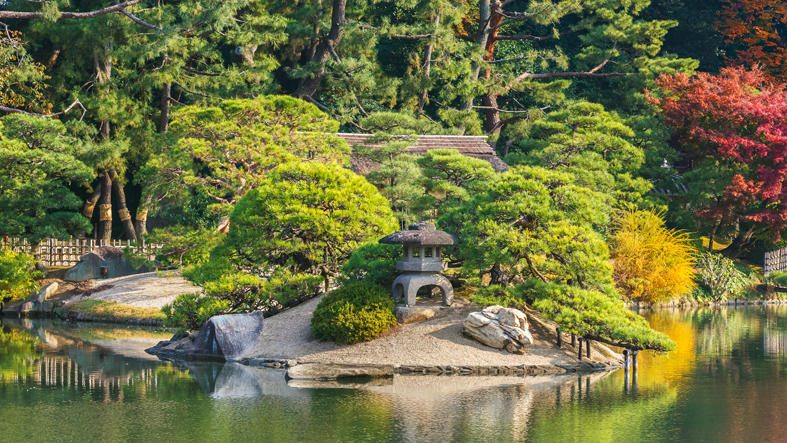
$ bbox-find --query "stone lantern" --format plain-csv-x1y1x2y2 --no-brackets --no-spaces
379,222,455,306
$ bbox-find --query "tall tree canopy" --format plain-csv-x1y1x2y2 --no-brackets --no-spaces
140,96,349,227
0,115,95,240
651,67,787,255
717,0,786,80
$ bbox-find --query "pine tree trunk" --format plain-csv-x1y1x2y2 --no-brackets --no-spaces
295,0,346,99
482,92,501,134
158,82,171,133
110,169,137,241
721,225,757,259
416,13,439,116
82,181,102,220
98,171,113,242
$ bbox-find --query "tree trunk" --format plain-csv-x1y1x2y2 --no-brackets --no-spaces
416,13,439,117
82,181,102,219
463,0,494,110
110,169,137,241
721,224,756,258
295,0,346,99
98,171,113,242
481,93,501,134
490,263,509,285
135,196,150,242
158,82,171,133
464,0,503,114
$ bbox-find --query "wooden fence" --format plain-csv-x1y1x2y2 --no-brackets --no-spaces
1,237,162,268
764,247,787,275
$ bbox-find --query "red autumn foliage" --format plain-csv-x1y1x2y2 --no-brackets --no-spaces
717,0,787,81
650,67,787,233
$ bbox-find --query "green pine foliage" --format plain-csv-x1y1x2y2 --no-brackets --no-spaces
0,115,94,240
530,281,675,351
340,243,400,289
223,161,398,281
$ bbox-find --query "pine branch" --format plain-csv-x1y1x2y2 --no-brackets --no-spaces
512,59,627,83
119,9,161,30
497,33,553,41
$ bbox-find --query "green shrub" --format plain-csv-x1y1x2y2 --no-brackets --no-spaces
339,243,399,288
0,248,41,306
163,271,323,330
162,293,229,330
182,252,234,285
203,271,322,314
694,252,750,301
767,271,787,288
311,282,397,344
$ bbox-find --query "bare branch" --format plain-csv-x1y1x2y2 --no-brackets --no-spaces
0,99,86,119
512,59,627,83
472,105,531,114
497,33,553,41
0,0,142,20
119,9,161,30
389,33,432,40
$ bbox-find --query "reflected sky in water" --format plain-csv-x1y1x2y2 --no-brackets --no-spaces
0,305,784,442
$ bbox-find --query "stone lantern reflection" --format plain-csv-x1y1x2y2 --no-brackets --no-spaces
379,222,455,306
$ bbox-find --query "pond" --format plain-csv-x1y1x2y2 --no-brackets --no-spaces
0,305,784,442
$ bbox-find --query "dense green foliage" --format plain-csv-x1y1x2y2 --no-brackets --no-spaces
340,244,400,289
223,162,397,282
0,248,41,306
140,96,350,222
0,115,95,240
311,282,397,344
146,226,222,268
1,0,783,348
162,293,228,331
531,281,675,351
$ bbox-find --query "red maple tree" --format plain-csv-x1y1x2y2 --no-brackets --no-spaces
717,0,787,80
650,67,787,246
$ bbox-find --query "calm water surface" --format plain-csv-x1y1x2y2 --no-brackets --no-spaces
0,305,784,443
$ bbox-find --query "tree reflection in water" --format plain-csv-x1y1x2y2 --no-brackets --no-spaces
0,307,784,442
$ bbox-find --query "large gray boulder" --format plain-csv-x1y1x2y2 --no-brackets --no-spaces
463,305,534,354
147,311,264,362
191,311,264,361
64,246,147,282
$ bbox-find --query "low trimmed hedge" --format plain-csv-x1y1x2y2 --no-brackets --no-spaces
311,282,397,344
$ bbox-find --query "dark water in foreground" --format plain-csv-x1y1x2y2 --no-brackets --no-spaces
0,305,784,443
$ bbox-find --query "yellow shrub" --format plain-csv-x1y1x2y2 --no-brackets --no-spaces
610,210,696,303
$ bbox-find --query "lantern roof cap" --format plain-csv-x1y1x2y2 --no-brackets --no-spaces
379,222,455,246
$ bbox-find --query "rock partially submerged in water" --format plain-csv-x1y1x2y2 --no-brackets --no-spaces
147,311,264,361
463,305,533,354
286,363,394,381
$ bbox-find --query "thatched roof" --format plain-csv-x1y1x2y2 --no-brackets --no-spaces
338,133,509,174
379,222,455,246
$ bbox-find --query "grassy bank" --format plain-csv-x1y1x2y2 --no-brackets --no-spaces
65,300,165,325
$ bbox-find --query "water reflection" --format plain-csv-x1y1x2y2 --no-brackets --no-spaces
0,306,784,442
